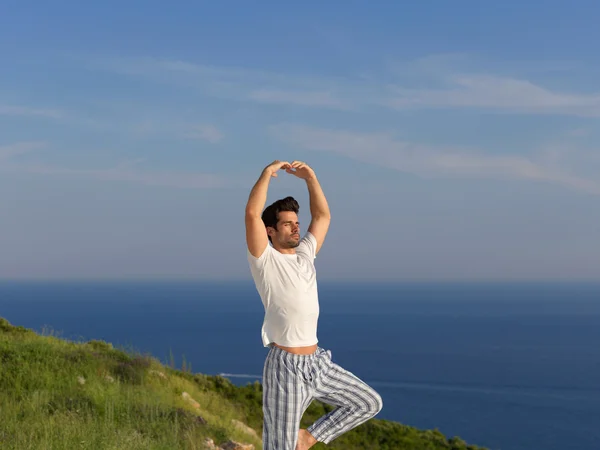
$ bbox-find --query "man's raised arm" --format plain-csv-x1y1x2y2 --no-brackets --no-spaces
288,161,331,255
245,160,290,258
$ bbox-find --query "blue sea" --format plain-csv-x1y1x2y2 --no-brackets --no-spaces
1,281,599,450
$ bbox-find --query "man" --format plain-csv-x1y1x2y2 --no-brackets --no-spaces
245,160,383,450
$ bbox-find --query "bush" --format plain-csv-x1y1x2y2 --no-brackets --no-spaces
86,340,113,352
0,319,30,335
111,356,152,384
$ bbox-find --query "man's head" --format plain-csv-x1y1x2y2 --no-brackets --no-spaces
262,196,301,249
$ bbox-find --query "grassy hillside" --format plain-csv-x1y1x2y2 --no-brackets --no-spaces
0,317,488,450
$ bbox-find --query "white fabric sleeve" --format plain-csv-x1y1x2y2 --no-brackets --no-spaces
247,243,271,266
296,232,317,260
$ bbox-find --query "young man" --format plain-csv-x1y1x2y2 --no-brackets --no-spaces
245,160,383,450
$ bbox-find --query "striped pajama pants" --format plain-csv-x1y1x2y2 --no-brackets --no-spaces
262,344,383,449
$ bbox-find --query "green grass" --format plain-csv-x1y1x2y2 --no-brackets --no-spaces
0,317,488,449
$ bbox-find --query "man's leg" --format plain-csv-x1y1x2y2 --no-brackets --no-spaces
306,357,383,445
262,347,312,449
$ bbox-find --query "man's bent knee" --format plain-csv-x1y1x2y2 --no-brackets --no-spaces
368,389,383,417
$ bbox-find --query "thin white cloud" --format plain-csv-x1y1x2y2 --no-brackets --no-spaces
92,56,358,110
0,105,63,119
387,75,600,117
129,120,224,143
247,89,352,110
2,162,227,189
0,143,226,189
0,141,47,161
96,57,325,87
93,55,600,116
568,127,590,137
181,124,224,143
269,123,600,195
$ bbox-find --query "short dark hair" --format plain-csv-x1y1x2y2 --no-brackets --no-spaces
262,196,299,243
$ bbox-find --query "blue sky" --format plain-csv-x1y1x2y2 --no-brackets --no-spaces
2,1,600,281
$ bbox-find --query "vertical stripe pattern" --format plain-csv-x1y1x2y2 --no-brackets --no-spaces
262,345,383,449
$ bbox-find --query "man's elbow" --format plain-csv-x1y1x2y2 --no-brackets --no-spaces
245,207,262,219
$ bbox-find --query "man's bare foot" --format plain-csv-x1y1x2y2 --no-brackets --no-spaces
296,428,318,450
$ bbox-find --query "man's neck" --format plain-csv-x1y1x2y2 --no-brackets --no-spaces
274,246,296,255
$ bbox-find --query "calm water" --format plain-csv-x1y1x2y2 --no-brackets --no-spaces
1,281,599,450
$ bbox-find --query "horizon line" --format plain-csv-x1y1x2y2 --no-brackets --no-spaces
1,278,600,284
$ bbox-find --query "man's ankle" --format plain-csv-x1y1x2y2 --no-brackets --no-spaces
301,429,317,444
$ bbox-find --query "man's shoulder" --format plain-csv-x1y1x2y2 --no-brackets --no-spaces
247,244,273,266
248,244,300,275
296,232,317,260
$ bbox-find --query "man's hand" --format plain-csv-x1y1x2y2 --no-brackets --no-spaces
286,161,315,180
264,160,291,177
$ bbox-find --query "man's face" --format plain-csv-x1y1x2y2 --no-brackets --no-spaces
270,211,300,248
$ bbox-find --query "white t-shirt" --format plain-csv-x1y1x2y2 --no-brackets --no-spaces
247,232,319,347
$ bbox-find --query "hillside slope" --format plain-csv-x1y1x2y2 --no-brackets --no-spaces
0,317,487,449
